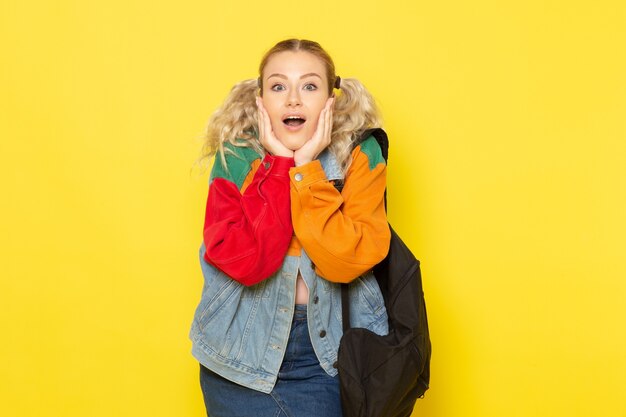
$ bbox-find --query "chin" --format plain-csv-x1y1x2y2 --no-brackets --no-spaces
277,133,309,151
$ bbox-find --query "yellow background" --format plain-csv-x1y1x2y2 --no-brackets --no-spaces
2,0,625,416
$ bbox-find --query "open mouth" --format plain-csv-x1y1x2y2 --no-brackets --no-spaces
282,115,306,127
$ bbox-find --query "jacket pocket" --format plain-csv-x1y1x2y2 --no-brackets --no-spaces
354,272,385,315
348,272,389,335
196,266,241,329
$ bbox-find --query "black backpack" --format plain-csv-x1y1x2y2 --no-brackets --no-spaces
336,128,431,417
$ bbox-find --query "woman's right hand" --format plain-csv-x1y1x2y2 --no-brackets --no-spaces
256,97,294,158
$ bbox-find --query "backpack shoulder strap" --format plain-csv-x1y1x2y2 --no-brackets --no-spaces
358,128,389,162
341,128,389,331
333,128,389,194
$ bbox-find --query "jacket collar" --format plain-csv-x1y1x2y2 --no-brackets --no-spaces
317,149,343,183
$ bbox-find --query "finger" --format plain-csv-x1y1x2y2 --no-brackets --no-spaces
256,98,263,138
325,98,334,141
324,107,330,132
325,96,334,111
257,101,270,141
261,105,273,140
324,101,333,144
316,107,326,140
257,111,264,142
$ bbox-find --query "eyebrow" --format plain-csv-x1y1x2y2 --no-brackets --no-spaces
266,72,322,81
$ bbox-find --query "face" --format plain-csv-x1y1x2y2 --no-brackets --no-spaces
261,50,330,150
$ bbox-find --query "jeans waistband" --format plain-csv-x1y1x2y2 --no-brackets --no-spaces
294,304,307,320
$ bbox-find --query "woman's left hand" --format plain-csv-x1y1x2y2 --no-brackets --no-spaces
293,97,334,167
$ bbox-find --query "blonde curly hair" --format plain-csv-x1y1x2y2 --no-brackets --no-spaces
200,39,382,174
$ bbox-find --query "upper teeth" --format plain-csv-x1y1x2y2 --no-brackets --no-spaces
286,116,301,119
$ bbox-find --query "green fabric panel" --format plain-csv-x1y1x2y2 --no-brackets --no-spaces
210,142,261,190
359,135,386,170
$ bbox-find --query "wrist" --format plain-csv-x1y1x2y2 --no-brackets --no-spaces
274,150,294,158
267,146,294,158
294,155,313,167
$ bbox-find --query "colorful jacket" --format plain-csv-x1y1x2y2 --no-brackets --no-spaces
190,135,391,393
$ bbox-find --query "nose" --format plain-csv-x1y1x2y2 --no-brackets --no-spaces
286,88,301,107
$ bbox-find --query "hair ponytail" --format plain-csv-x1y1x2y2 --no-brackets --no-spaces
199,79,263,169
330,78,383,173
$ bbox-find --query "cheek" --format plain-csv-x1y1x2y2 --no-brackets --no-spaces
263,103,282,124
309,109,324,126
310,98,329,124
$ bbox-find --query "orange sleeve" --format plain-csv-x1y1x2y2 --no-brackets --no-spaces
289,145,391,283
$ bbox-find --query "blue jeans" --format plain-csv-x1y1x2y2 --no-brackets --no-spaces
199,305,343,417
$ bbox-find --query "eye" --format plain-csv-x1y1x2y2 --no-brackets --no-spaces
303,83,317,91
271,84,286,92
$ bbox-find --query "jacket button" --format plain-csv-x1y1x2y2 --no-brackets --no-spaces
319,330,327,338
313,296,319,304
294,173,303,181
310,261,315,270
333,361,338,369
264,162,270,169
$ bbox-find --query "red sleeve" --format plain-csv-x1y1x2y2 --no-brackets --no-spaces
203,154,294,286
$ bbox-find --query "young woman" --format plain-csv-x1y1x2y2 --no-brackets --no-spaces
190,39,391,417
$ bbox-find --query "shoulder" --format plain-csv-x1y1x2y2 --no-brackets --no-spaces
210,142,262,189
352,135,386,171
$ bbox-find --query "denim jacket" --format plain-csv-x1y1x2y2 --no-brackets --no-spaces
189,150,389,394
